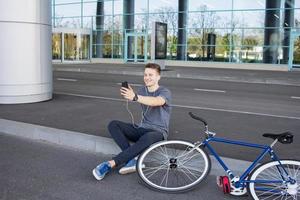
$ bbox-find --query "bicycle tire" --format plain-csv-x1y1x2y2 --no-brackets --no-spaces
248,159,300,200
137,140,211,193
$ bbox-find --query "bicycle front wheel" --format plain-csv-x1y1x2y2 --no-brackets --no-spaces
248,159,300,200
137,140,211,193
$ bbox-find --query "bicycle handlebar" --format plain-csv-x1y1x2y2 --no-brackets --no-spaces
188,112,208,126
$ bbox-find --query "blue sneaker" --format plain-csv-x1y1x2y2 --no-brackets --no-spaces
92,161,111,180
119,159,137,175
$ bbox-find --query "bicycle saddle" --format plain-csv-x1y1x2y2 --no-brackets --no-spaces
263,132,294,144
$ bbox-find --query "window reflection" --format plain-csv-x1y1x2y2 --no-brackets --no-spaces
52,33,62,60
52,0,299,65
64,33,77,60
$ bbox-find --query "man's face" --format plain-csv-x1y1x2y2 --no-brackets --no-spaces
144,68,160,87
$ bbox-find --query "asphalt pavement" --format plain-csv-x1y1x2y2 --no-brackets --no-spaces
1,66,299,161
1,63,300,199
0,133,252,200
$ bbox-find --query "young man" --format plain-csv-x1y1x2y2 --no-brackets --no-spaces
93,63,172,180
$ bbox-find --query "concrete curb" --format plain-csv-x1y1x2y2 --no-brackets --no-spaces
0,118,253,176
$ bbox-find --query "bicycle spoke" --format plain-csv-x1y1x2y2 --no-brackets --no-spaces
180,152,205,166
137,141,210,192
249,160,300,200
257,185,285,200
144,165,168,179
160,167,170,187
177,167,196,182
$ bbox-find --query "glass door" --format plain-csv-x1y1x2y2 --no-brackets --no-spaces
124,32,147,62
79,34,90,60
64,33,77,61
52,28,91,62
52,33,62,60
289,31,300,70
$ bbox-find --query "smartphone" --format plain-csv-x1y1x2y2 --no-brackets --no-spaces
121,81,129,89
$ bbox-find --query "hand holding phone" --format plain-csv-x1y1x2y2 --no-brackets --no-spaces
121,81,129,89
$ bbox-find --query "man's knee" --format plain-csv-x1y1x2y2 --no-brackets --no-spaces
107,120,120,130
107,120,121,133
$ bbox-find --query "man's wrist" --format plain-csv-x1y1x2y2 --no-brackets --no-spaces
132,93,138,101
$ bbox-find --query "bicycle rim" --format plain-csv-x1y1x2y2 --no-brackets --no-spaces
248,160,300,200
137,140,211,193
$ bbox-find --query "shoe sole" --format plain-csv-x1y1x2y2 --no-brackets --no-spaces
119,164,145,175
93,168,104,180
119,166,136,175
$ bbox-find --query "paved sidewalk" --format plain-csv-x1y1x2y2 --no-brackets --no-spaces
53,63,300,86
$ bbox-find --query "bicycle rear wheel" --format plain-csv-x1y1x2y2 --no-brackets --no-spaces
137,140,211,193
248,159,300,200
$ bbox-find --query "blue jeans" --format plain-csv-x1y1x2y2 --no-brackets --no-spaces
108,120,164,166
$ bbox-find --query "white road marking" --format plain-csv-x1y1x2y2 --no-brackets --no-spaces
55,92,125,102
54,92,300,120
172,104,300,120
117,83,144,87
291,96,300,100
57,78,78,82
193,88,226,93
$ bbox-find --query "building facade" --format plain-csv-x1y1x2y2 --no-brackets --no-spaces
52,0,300,70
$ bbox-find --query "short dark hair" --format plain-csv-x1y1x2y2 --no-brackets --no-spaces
145,63,161,75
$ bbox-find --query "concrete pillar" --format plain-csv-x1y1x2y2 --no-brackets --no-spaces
0,0,52,104
263,0,281,64
96,0,104,58
282,0,295,64
124,0,135,59
177,0,188,60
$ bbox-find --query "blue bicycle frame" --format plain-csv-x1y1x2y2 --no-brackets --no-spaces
201,135,288,188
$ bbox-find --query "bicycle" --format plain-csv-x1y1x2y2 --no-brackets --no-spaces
136,112,299,199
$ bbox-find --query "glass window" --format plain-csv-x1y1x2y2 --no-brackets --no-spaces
233,0,265,10
149,12,178,34
293,36,300,65
296,1,300,8
149,0,177,13
64,33,77,60
114,0,123,15
135,13,148,30
104,16,113,30
103,30,112,45
233,10,265,28
55,3,81,18
83,1,96,17
113,30,123,45
188,11,223,29
113,44,123,58
104,1,113,15
79,34,90,60
56,17,81,28
56,0,81,4
295,10,300,28
135,0,148,14
82,16,92,29
52,33,62,60
113,16,123,31
189,0,232,12
189,11,232,31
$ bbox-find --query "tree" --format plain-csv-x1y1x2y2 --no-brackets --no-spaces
294,37,300,64
189,5,219,59
242,36,259,60
149,7,178,58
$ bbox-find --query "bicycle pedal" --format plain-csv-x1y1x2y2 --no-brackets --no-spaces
217,176,231,194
